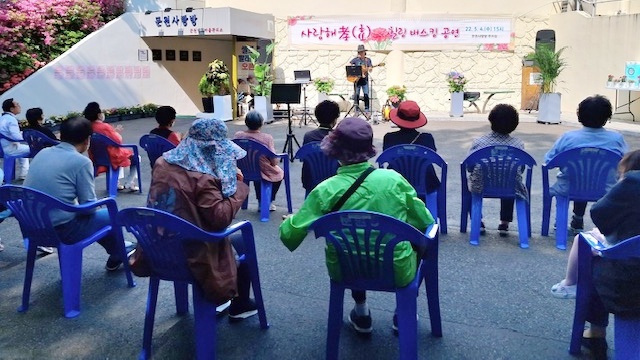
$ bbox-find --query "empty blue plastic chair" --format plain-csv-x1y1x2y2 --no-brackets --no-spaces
377,144,448,234
294,141,339,197
0,185,135,318
541,147,622,250
116,207,269,360
90,133,142,197
233,138,292,221
309,211,441,360
23,129,60,157
570,233,640,358
0,132,30,184
460,146,536,248
139,134,176,167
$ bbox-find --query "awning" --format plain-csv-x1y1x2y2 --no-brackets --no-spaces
136,7,275,40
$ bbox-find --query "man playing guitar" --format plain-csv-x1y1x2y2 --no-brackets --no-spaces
349,44,373,113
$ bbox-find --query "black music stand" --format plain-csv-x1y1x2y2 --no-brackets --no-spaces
271,83,302,162
293,70,317,127
344,66,370,120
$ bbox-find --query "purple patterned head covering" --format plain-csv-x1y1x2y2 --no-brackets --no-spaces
163,118,246,197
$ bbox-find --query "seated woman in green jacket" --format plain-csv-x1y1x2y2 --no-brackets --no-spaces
279,117,434,335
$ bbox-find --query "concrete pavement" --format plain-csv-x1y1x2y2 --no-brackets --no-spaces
0,109,639,359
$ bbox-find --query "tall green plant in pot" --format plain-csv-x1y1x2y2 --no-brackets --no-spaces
198,59,230,113
531,45,567,124
246,41,275,123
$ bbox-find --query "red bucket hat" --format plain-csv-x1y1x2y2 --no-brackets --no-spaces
389,100,428,129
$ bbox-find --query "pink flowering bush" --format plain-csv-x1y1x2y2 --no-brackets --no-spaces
0,0,125,94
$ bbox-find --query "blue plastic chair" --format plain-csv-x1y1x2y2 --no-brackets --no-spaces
294,141,339,197
377,144,449,234
309,211,441,360
23,129,60,157
90,133,142,197
139,134,176,167
0,132,30,184
233,138,292,221
0,185,135,318
541,147,622,250
116,207,269,360
570,233,640,358
459,146,536,248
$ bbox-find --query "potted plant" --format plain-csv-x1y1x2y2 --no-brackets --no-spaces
246,40,275,123
446,71,467,117
198,59,232,120
386,85,407,107
530,45,567,124
141,103,159,117
314,77,335,103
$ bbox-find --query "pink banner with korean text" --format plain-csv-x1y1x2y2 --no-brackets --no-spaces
52,66,151,81
287,16,514,52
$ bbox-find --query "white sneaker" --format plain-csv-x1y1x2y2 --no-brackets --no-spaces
37,246,55,255
269,202,277,212
216,300,231,315
0,238,4,252
551,280,576,299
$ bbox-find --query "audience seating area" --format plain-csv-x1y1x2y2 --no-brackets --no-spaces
310,211,440,360
0,119,635,359
0,185,135,318
570,233,640,358
541,147,622,249
117,208,269,360
0,132,30,184
139,134,176,167
460,145,536,248
90,133,143,197
233,138,293,222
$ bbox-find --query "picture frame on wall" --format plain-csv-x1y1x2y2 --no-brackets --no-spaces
151,49,162,61
192,51,202,62
138,49,148,62
180,50,189,61
166,50,176,61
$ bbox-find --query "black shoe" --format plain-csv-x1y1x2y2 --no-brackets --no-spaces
348,309,373,335
581,336,608,360
105,243,136,271
228,298,258,322
569,215,584,235
480,221,486,236
498,223,509,237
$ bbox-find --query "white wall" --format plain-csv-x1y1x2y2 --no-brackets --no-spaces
1,13,228,118
551,11,640,117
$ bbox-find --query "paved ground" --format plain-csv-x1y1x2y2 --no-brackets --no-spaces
1,108,639,359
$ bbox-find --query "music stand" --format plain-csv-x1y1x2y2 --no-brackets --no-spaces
344,66,370,120
271,83,302,162
293,70,317,127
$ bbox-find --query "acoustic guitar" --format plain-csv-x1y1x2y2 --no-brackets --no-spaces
347,62,386,83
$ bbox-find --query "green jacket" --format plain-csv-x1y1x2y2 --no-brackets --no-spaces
279,162,434,287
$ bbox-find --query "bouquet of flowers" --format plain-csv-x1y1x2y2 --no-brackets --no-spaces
386,85,407,104
446,71,468,93
313,77,335,94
